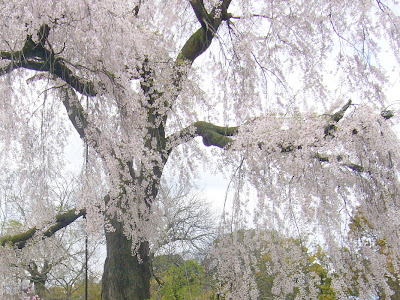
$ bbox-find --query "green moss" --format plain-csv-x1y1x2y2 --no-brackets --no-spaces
381,110,394,120
194,121,238,148
177,27,213,63
0,226,37,248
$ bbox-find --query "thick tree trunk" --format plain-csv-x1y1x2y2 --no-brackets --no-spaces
102,219,151,300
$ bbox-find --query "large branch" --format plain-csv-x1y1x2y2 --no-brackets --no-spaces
62,85,137,184
0,28,137,180
136,0,234,117
61,87,92,141
176,0,232,65
167,101,352,150
0,27,97,147
0,31,96,143
167,101,372,173
188,0,213,29
323,99,352,136
0,30,96,97
137,1,234,110
0,208,86,249
140,1,234,158
167,121,238,150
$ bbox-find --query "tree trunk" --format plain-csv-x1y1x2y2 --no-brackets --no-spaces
32,279,46,299
28,261,49,299
102,219,151,300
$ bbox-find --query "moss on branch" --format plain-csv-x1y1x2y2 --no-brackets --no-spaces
176,0,232,65
167,121,238,150
0,28,96,97
0,208,86,249
331,99,352,122
176,27,214,64
194,121,238,148
324,99,352,137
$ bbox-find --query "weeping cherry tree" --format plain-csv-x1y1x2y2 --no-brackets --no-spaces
1,0,400,299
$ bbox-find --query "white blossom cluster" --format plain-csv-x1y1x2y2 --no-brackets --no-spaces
216,105,400,298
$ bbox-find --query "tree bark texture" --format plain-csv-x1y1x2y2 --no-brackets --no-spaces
102,218,151,300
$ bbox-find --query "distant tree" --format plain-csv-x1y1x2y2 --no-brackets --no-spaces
255,245,336,300
212,230,337,299
0,173,102,299
153,183,216,257
1,1,400,299
150,185,217,299
345,209,400,299
47,276,102,300
44,233,103,300
151,254,215,300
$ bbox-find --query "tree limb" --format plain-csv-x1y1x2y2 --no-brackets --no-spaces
0,32,96,96
324,99,352,136
188,0,212,28
1,28,136,193
0,26,134,176
331,99,352,122
167,121,238,150
62,85,135,182
177,0,233,65
167,101,368,173
168,100,353,151
61,87,91,141
194,121,238,147
0,208,86,249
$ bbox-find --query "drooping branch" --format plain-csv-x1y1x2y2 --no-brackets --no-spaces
0,208,86,249
0,33,100,148
1,27,138,198
2,25,135,174
62,87,135,183
289,100,365,172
